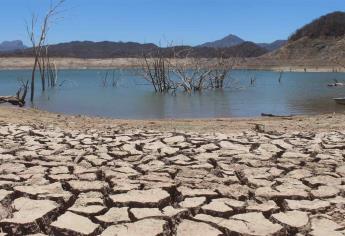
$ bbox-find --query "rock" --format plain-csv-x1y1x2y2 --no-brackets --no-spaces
51,211,100,235
96,207,130,224
101,219,168,236
271,210,309,231
0,198,59,235
177,220,222,236
110,188,170,207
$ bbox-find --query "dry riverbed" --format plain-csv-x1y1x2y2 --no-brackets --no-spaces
0,106,345,235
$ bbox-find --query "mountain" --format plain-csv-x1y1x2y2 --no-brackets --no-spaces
289,11,345,41
257,11,345,66
199,34,245,48
39,41,158,58
199,34,286,52
257,40,287,52
0,40,267,58
0,40,27,52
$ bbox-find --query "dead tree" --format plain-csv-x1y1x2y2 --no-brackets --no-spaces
38,46,58,89
141,49,174,93
140,46,241,93
249,72,257,86
26,0,65,101
278,71,283,83
168,48,213,93
0,81,29,107
209,56,240,89
170,49,239,92
100,59,121,88
46,49,58,88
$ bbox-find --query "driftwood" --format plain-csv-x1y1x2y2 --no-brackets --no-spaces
261,113,294,118
0,81,29,107
0,96,25,107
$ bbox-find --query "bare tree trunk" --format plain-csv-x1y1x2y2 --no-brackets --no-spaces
30,57,38,102
27,0,65,101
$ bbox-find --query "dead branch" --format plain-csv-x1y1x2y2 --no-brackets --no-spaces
27,0,65,101
0,80,29,107
140,48,174,93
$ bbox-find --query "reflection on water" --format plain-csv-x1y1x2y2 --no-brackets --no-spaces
0,69,345,119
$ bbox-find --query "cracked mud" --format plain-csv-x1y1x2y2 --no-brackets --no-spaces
0,121,344,235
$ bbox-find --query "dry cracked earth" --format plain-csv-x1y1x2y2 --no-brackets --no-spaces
0,121,345,236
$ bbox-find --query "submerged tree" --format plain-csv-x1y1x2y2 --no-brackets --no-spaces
140,46,242,93
141,48,175,93
26,0,65,102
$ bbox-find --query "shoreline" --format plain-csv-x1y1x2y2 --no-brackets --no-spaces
1,105,344,133
1,57,345,72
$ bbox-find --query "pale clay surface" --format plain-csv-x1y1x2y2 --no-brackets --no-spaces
0,121,344,235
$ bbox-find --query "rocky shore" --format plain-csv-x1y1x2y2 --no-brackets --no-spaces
0,116,345,235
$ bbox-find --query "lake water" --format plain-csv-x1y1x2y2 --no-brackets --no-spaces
0,69,345,119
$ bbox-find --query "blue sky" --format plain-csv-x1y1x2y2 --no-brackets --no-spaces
0,0,344,46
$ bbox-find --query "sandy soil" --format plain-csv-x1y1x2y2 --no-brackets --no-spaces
0,57,141,70
0,105,344,134
1,57,345,72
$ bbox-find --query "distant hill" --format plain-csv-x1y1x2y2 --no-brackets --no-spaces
0,40,27,52
199,34,245,48
0,40,267,58
256,11,345,67
257,40,287,52
199,34,286,52
290,11,345,41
